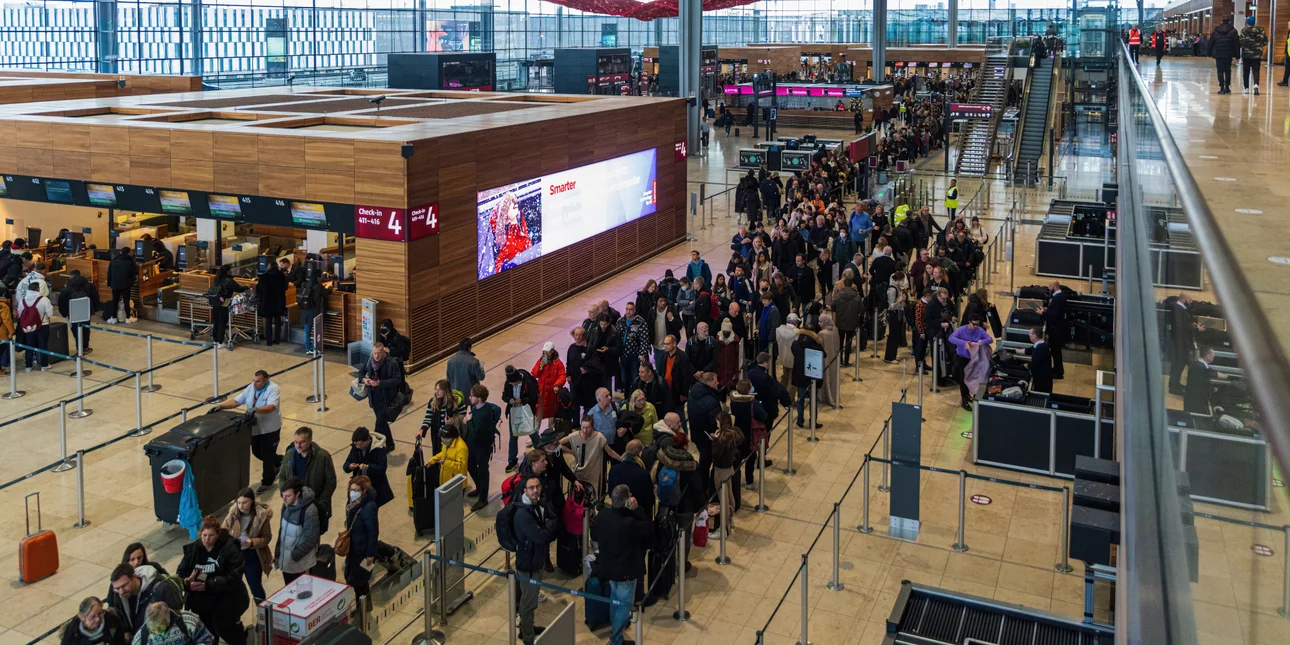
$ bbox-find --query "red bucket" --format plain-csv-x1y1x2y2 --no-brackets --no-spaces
160,460,186,494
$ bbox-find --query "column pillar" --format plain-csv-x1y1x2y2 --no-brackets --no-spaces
873,0,887,81
948,0,959,48
94,0,118,74
679,0,701,154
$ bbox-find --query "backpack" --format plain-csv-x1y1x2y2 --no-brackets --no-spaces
152,571,186,600
657,463,681,507
296,284,316,310
707,292,720,321
205,282,223,308
495,499,535,553
18,297,44,333
499,472,523,501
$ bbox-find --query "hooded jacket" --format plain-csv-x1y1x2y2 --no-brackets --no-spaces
344,487,380,563
790,328,826,388
378,319,411,363
344,432,395,507
176,529,249,621
58,273,100,319
446,349,485,396
106,254,136,290
512,493,558,572
60,608,127,645
685,380,724,439
275,487,321,574
656,446,704,514
18,287,53,327
106,564,183,635
832,284,861,332
1239,24,1268,60
254,263,288,318
277,444,337,518
1209,22,1241,59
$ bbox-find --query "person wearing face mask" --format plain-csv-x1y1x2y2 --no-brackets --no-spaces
220,489,273,602
343,427,394,507
176,517,249,645
62,597,128,645
341,476,379,598
377,319,410,363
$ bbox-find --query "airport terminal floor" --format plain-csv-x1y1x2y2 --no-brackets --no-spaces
0,125,1104,645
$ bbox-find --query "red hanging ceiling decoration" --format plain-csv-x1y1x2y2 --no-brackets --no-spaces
543,0,758,21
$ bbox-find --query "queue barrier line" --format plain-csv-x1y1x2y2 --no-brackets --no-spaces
85,324,216,348
867,455,1067,493
1191,511,1287,533
0,352,313,493
423,552,632,608
8,339,133,374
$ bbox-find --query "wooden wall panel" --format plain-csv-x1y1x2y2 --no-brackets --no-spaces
305,140,355,172
16,148,51,176
213,162,259,195
568,239,595,289
129,128,171,158
541,247,571,302
355,238,409,336
258,135,305,167
170,130,213,161
13,121,52,150
439,285,478,350
510,259,542,314
258,165,307,199
354,171,406,208
304,170,355,204
48,124,91,153
213,133,257,162
91,154,131,183
130,155,171,186
171,159,214,191
478,271,512,324
90,126,130,156
52,150,91,178
408,299,439,365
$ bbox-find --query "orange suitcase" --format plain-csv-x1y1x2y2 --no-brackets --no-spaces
19,492,58,583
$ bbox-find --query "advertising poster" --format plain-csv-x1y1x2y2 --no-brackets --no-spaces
476,149,657,280
426,20,474,52
0,176,6,197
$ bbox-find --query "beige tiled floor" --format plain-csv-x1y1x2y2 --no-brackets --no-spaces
3,118,1282,645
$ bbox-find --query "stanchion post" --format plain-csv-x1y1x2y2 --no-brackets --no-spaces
181,408,188,424
141,334,161,392
507,571,518,645
582,505,591,559
672,531,690,621
1056,486,1074,573
53,401,74,472
716,479,731,565
858,455,873,534
2,341,23,399
73,450,89,528
784,420,797,475
798,554,812,645
952,469,969,552
130,373,150,436
871,306,879,359
70,351,92,418
1279,526,1290,618
755,436,769,512
931,339,940,393
918,363,925,409
807,381,819,443
852,345,862,383
827,503,844,591
206,344,222,403
633,606,644,645
307,356,322,404
317,353,328,412
878,425,890,493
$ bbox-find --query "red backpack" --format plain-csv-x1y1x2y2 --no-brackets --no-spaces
18,297,44,333
707,291,720,321
499,472,524,504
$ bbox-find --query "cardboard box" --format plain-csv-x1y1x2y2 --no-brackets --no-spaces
258,575,354,645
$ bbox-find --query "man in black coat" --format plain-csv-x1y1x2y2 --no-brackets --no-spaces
357,342,404,447
748,351,791,422
593,484,654,643
587,314,621,392
512,475,558,644
791,327,826,429
686,372,724,492
255,260,288,345
566,327,598,416
501,365,540,472
177,520,249,645
1168,293,1202,395
1025,327,1053,394
1038,280,1067,379
869,247,898,289
607,440,655,519
1208,17,1241,94
105,247,137,323
57,269,99,353
791,254,816,306
1184,346,1217,415
685,322,717,374
658,335,693,416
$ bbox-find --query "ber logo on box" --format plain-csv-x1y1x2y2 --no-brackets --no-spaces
409,203,439,240
355,205,407,242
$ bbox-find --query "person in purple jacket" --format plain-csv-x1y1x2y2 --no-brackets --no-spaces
948,314,993,411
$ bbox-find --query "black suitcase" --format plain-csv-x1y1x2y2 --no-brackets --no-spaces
556,530,583,577
302,622,371,645
46,322,68,364
1017,285,1049,301
1011,309,1043,326
143,411,252,524
311,544,337,581
411,463,439,537
646,509,678,600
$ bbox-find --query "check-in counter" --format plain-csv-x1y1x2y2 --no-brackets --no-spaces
973,391,1115,479
1164,409,1271,511
57,254,172,315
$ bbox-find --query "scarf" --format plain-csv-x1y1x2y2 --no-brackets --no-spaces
79,622,105,642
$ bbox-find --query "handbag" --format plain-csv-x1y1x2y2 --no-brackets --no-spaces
510,404,536,436
349,378,370,401
334,529,351,557
692,510,710,547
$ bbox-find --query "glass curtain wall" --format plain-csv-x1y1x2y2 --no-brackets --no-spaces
0,0,1163,89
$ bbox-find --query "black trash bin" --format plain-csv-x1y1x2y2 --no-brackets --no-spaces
144,410,253,525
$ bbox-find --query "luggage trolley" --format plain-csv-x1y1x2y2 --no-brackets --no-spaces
177,289,262,344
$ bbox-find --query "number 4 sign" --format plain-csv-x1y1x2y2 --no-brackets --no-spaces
409,202,439,240
355,205,407,242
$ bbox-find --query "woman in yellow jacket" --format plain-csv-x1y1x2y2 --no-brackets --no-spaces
0,295,13,375
427,416,469,489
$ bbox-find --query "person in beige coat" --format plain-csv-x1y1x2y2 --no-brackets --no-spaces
221,487,274,602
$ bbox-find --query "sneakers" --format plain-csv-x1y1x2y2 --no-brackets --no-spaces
538,593,548,604
505,462,518,474
1279,82,1289,87
105,318,117,325
1243,87,1249,94
126,317,138,324
24,367,31,373
744,482,756,491
40,366,49,372
1255,85,1261,96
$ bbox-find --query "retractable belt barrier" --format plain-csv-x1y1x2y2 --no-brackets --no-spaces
85,324,215,348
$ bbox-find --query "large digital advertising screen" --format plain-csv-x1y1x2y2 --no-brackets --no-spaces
476,149,657,280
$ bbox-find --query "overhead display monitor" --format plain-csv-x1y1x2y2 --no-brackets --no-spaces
207,194,244,220
159,189,193,215
290,202,329,229
738,149,766,168
476,148,657,280
44,180,74,204
87,183,116,207
780,151,811,172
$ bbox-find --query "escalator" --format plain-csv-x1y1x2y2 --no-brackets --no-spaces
1015,57,1055,183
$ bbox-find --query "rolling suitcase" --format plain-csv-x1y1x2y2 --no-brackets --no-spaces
45,322,68,365
583,574,611,630
20,492,59,583
556,530,583,577
411,462,440,538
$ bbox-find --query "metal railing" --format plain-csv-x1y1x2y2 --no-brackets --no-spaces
1114,36,1290,642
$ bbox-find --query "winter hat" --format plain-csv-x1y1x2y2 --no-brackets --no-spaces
1247,15,1256,26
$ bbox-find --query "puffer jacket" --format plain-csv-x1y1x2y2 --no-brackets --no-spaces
832,285,861,332
1208,22,1241,58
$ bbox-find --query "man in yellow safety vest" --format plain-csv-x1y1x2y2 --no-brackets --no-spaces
944,179,959,219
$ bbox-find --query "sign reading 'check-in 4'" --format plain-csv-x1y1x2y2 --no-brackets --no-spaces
355,202,439,242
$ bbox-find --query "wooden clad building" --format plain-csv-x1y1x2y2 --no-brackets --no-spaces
0,86,688,369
